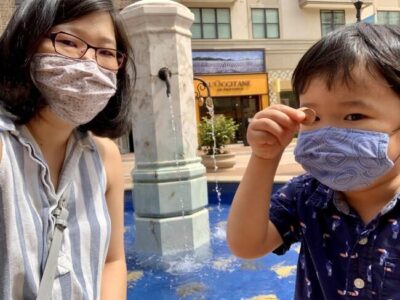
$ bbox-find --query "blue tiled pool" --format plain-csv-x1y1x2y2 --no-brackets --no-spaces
125,182,299,300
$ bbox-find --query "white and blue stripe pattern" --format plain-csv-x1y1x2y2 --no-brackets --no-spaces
0,113,111,299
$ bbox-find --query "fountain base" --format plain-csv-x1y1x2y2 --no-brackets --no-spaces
201,153,236,170
135,208,210,255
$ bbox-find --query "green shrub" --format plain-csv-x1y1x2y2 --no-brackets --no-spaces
198,115,239,155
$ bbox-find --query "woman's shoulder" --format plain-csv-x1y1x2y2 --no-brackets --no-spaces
91,135,124,195
92,136,121,164
0,109,18,163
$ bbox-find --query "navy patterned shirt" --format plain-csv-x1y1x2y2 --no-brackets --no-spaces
270,173,400,300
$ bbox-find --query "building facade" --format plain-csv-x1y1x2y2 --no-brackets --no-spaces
2,0,400,148
0,0,16,33
180,0,400,143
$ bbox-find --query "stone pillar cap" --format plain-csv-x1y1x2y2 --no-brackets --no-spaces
121,0,193,19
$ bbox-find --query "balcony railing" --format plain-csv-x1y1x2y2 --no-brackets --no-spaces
299,0,372,9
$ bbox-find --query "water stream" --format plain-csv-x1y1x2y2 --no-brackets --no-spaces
166,93,190,253
205,97,223,216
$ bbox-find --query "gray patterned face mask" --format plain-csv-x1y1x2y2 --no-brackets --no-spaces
294,127,394,191
30,53,117,126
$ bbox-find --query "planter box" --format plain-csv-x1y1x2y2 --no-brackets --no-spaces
201,153,236,170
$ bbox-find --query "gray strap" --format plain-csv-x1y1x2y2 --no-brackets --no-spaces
36,196,69,300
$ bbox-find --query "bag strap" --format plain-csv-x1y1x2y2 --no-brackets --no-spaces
36,195,69,300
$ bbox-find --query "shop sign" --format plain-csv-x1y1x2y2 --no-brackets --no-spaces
195,74,268,97
210,80,251,91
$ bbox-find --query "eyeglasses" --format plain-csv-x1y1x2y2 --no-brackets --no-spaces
47,31,126,71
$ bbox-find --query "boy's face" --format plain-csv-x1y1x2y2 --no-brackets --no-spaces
298,68,400,162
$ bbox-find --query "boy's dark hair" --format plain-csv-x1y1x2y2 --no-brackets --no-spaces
0,0,136,138
292,23,400,101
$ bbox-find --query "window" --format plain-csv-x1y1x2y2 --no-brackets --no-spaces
191,8,231,39
320,10,345,36
377,11,400,25
251,8,279,39
280,91,297,109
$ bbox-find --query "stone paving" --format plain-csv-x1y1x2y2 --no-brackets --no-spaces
122,140,305,190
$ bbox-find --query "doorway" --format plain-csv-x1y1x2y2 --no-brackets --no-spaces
200,95,260,144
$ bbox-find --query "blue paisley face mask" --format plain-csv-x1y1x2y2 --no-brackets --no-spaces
294,127,394,191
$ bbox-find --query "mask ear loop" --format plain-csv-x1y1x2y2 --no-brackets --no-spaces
388,127,400,163
29,56,39,87
391,127,400,136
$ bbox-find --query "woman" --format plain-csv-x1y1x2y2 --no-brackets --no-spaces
0,0,135,298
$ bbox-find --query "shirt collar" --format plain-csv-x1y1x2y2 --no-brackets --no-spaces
332,190,400,217
74,130,96,151
380,194,399,216
302,176,334,209
303,175,400,217
0,109,17,133
332,192,351,215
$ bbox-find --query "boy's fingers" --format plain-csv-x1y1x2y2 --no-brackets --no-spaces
255,104,306,124
271,104,305,121
253,108,300,132
249,130,278,146
250,118,293,146
298,107,316,125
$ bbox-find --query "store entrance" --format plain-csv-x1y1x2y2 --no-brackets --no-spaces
200,95,260,144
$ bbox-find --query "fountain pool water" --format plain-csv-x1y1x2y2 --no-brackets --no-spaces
125,182,300,300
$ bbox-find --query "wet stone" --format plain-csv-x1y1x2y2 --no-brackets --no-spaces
176,282,207,298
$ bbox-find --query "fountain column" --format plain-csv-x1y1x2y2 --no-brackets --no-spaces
121,0,210,255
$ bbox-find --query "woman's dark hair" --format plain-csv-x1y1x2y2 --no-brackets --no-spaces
292,23,400,101
0,0,136,138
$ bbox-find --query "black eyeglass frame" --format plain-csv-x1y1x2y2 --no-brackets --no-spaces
47,31,126,71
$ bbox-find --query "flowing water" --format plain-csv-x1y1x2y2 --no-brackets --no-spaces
125,186,299,300
205,97,223,215
166,93,190,254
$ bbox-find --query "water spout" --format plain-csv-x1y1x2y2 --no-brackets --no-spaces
194,77,211,107
158,67,172,97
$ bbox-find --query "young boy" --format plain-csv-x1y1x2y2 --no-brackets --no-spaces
227,23,400,299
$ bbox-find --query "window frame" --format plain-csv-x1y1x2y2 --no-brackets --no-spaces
191,8,231,39
251,8,280,39
320,10,345,36
377,10,400,25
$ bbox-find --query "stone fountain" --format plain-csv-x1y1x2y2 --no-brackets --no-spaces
121,0,210,255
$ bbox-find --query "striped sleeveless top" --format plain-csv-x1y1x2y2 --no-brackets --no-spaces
0,112,111,299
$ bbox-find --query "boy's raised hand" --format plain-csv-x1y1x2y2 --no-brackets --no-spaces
247,104,306,160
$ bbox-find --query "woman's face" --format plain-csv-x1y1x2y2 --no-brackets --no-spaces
31,11,119,127
36,11,117,63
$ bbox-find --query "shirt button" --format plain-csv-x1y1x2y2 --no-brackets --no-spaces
354,278,365,289
359,237,368,245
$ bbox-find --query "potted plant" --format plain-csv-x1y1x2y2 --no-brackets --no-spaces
198,115,239,170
